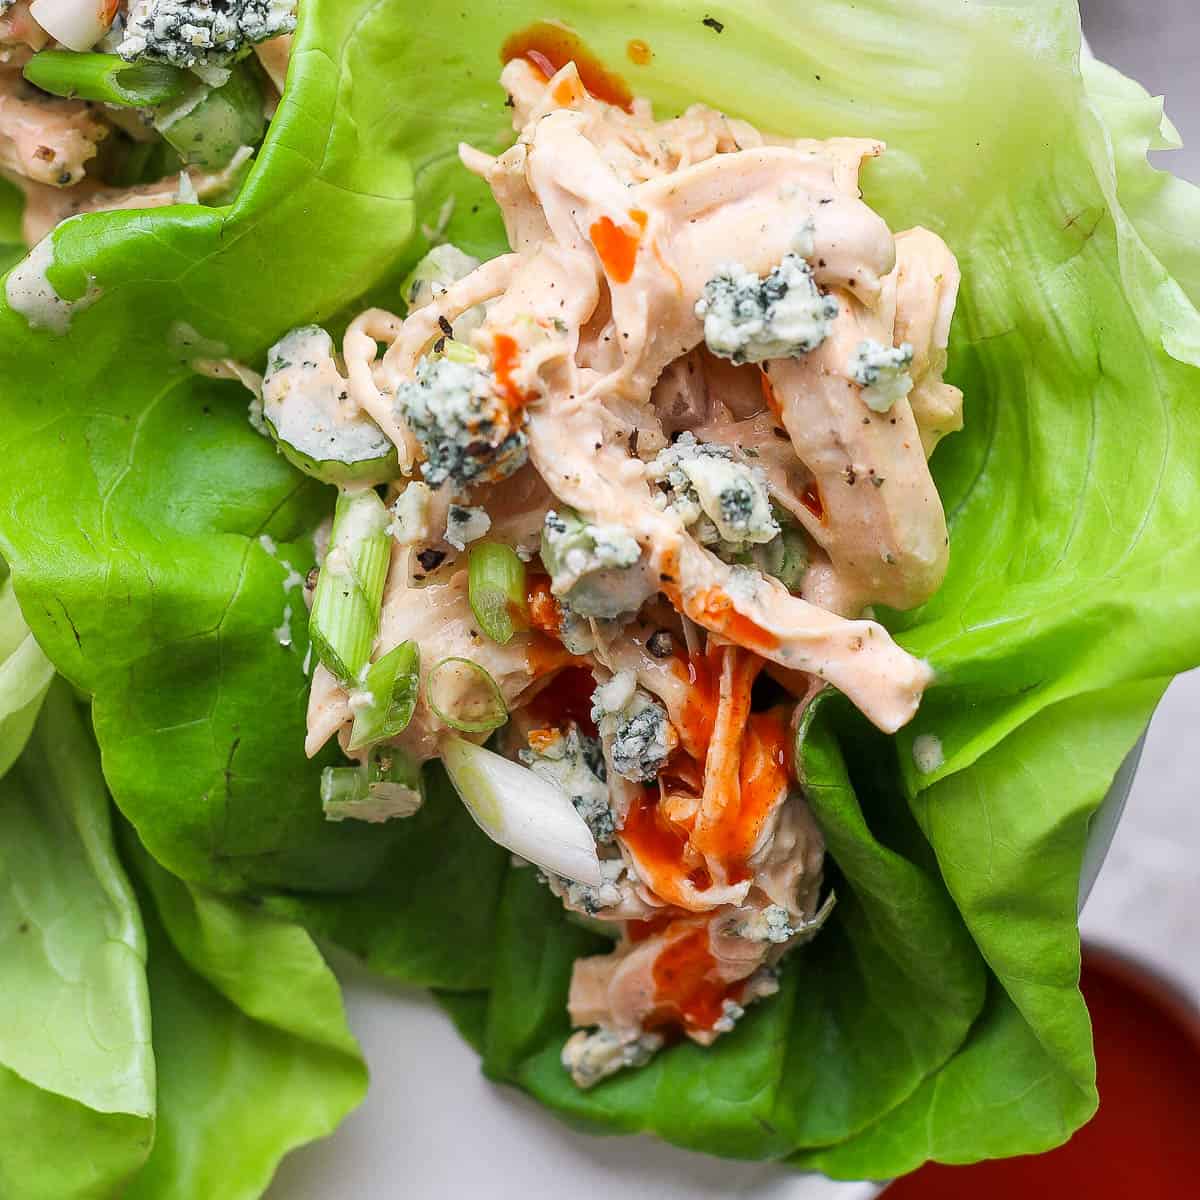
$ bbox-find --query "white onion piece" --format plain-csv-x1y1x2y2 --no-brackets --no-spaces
30,0,118,52
441,736,602,886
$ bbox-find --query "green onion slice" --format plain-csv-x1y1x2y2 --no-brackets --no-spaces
321,747,423,823
426,656,508,733
468,542,529,646
24,52,187,107
348,640,421,751
309,489,392,683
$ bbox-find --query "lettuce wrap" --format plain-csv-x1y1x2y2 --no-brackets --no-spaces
1,0,1199,1188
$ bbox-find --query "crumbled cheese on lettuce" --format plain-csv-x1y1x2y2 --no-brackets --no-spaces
540,509,652,620
519,726,615,844
444,504,491,551
650,433,779,549
396,355,528,488
120,0,297,68
591,673,672,783
561,1027,665,1089
696,253,838,364
849,339,915,413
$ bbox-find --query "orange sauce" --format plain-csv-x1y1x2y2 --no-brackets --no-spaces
672,652,719,758
650,925,728,1033
501,22,635,111
660,749,705,795
526,727,560,754
552,74,584,105
731,710,791,859
619,788,697,909
687,587,781,654
525,575,562,637
524,635,575,680
801,480,824,521
589,210,647,284
626,38,653,65
491,332,532,411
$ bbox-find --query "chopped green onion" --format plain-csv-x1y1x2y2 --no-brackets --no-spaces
309,489,392,684
426,656,508,734
321,747,424,824
441,735,602,884
468,542,528,646
154,64,264,169
441,339,479,365
348,640,421,751
320,765,365,806
23,52,187,107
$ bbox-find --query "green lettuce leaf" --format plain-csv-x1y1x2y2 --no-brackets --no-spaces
0,678,366,1198
0,0,419,895
263,764,509,990
0,176,24,274
122,837,367,1200
795,680,1163,1178
1,0,1199,1177
0,682,154,1198
0,565,54,778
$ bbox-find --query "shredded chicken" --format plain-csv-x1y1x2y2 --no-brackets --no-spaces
0,73,107,188
277,52,964,1086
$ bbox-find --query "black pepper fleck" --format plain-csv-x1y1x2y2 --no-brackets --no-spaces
433,336,446,354
417,548,447,571
438,315,454,337
646,630,675,658
702,15,724,32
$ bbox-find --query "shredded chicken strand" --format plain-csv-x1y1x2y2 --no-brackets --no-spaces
276,53,964,1086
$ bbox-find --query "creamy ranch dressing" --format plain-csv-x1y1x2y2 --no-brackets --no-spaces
4,232,99,334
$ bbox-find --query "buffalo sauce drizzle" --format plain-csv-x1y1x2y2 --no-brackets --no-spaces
501,22,635,111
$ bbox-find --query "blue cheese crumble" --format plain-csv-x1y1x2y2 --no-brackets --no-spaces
545,857,626,915
540,508,652,619
444,504,491,551
849,339,915,413
650,433,779,549
120,1,297,68
696,253,839,365
396,355,528,488
591,672,673,783
561,1027,665,1089
519,726,615,844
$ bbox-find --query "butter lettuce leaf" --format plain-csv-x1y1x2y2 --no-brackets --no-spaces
123,837,367,1200
1,0,1199,1180
0,682,154,1197
0,564,54,778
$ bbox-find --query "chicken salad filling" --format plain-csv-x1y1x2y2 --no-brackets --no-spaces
220,52,963,1088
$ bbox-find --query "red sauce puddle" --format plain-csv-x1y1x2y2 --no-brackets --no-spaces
524,664,598,735
888,946,1200,1198
501,21,635,112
